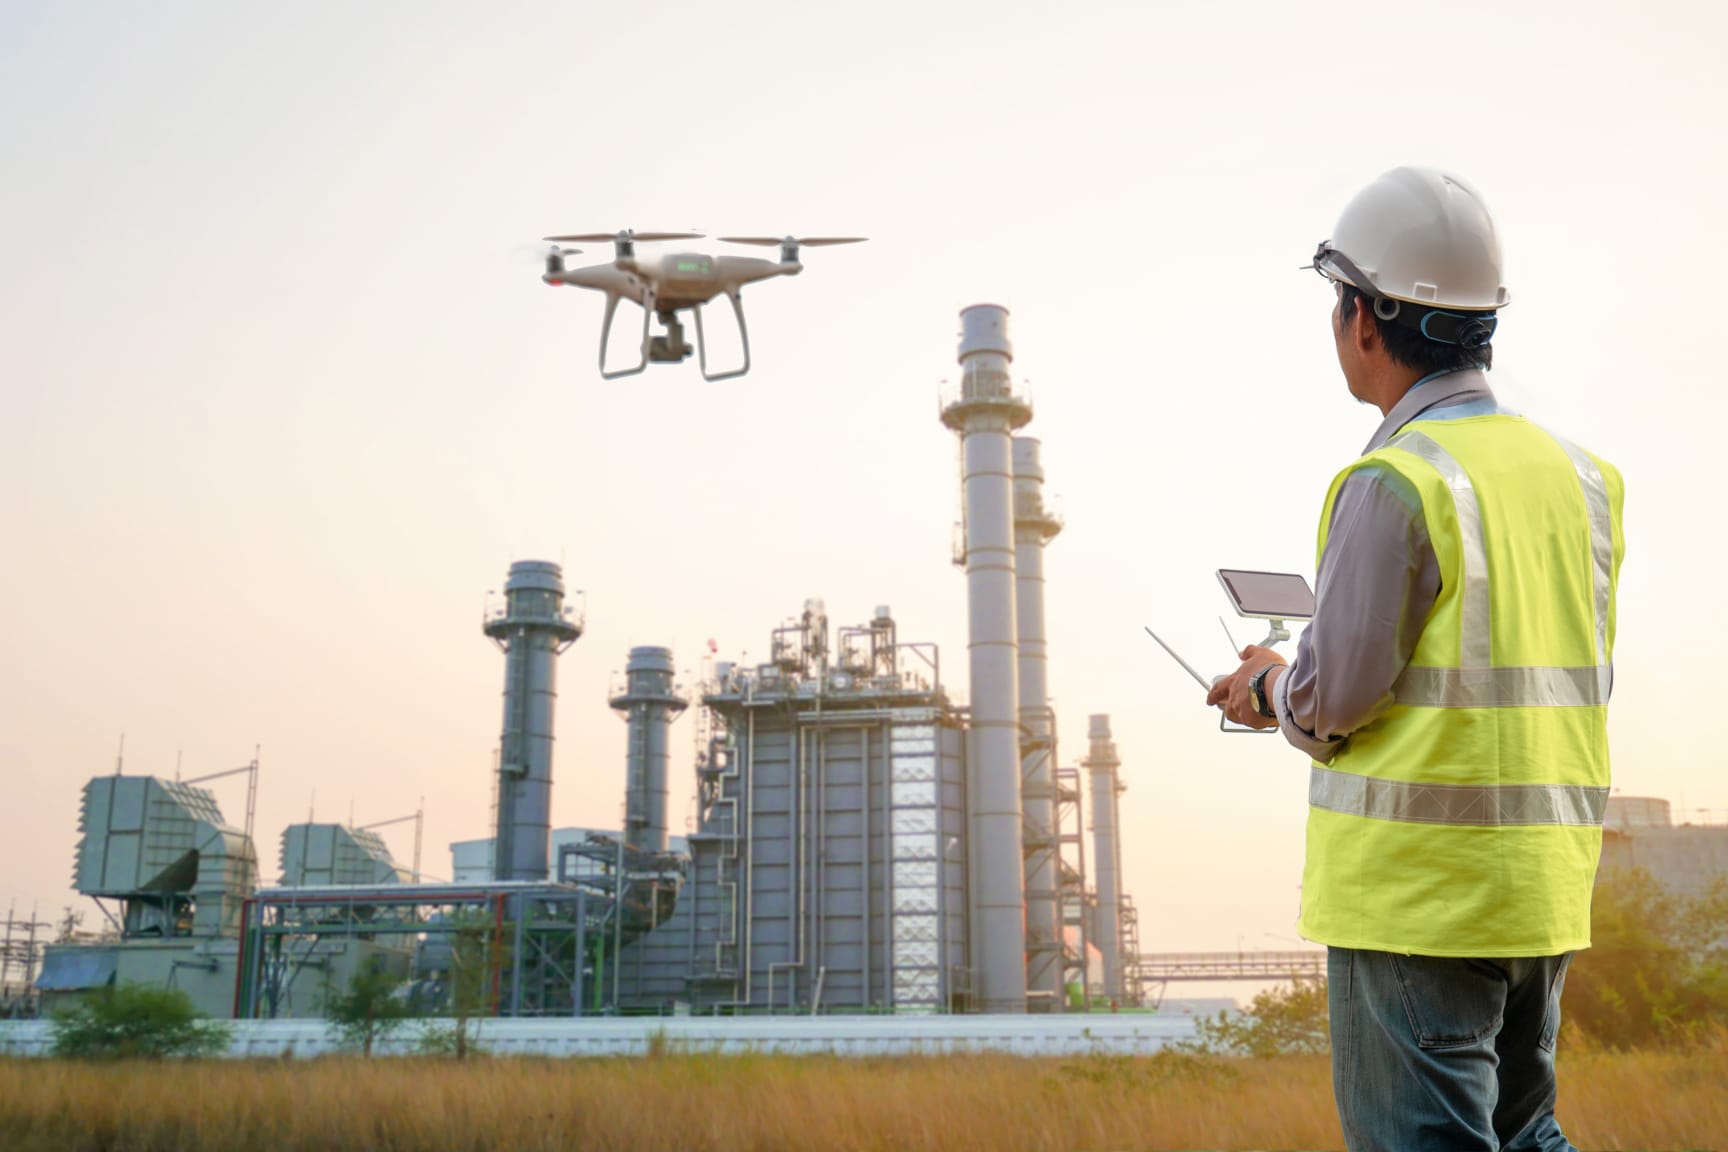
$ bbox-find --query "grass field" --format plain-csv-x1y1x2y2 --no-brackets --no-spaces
0,1043,1723,1151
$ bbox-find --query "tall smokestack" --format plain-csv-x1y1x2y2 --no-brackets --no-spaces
610,645,688,854
1013,437,1064,1007
942,303,1031,1013
1083,714,1125,1002
484,560,581,882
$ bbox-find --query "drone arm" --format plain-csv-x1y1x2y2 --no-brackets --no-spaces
695,286,751,382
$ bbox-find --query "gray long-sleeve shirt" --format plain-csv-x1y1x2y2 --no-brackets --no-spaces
1271,370,1502,762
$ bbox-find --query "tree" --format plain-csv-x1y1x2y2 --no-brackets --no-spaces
417,914,506,1060
1565,868,1728,1048
50,983,231,1060
324,957,412,1057
1189,978,1330,1058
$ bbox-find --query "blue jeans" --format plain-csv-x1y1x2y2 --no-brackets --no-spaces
1329,947,1576,1152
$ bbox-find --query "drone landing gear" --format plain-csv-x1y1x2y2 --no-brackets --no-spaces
693,287,750,382
595,287,753,383
599,289,691,380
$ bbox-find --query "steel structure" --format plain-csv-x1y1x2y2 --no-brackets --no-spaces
238,839,683,1019
1135,950,1328,982
484,560,583,882
237,882,586,1019
609,646,689,855
942,304,1032,1014
1083,714,1126,1002
1012,436,1064,1007
0,906,51,1016
1052,763,1089,1005
615,602,968,1014
1118,893,1146,1006
1130,951,1326,1010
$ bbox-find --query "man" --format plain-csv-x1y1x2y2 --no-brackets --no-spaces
1207,167,1624,1152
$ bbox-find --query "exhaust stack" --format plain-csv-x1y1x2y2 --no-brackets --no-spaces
942,304,1032,1013
1013,436,1064,1006
1083,713,1125,1002
610,646,688,855
484,560,582,882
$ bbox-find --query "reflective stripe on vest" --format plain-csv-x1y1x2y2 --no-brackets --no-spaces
1386,427,1614,711
1309,768,1610,827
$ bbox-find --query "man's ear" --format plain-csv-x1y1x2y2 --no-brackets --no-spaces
1350,298,1381,356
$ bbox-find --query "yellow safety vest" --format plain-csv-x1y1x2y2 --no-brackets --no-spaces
1299,412,1624,957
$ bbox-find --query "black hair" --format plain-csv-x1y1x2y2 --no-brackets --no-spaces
1339,285,1494,374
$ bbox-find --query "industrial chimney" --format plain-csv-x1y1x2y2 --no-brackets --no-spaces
1013,436,1064,1007
941,304,1031,1013
1083,713,1125,1002
484,560,582,882
609,646,688,854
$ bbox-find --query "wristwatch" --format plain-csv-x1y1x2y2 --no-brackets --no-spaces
1248,664,1279,719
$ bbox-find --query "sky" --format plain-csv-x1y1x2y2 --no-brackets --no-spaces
3,1,1725,994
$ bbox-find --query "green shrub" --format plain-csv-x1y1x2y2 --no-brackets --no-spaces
50,983,231,1060
414,1020,488,1059
1186,978,1330,1058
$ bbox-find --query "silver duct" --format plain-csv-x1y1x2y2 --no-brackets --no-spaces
1013,436,1064,1007
610,645,688,854
942,303,1031,1013
484,560,581,882
1083,713,1125,1002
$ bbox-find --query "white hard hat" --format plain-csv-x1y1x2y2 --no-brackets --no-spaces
1310,167,1509,312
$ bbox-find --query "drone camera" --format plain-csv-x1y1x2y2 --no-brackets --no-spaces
648,334,693,363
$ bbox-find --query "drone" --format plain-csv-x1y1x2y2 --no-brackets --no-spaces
540,230,865,381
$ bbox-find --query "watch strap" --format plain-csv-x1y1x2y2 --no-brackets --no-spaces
1250,664,1279,719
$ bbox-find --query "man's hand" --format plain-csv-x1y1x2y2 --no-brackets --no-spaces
1206,645,1288,730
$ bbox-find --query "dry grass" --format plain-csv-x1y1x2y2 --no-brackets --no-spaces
0,1043,1722,1151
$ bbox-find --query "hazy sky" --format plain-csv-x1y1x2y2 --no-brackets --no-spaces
4,2,1724,987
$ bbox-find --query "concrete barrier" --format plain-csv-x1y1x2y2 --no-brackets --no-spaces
0,1013,1199,1059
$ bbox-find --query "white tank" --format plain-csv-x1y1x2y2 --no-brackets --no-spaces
1604,796,1673,829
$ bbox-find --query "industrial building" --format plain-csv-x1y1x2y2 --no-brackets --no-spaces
612,601,968,1013
30,305,1153,1020
1599,796,1728,900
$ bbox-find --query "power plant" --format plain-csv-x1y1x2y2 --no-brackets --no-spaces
27,306,1170,1020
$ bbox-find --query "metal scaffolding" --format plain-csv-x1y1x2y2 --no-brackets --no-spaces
234,868,675,1020
1133,949,1327,1009
0,905,52,1016
1052,764,1089,1007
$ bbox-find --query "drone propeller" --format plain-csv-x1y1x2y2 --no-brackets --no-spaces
545,230,705,243
722,235,866,265
719,235,868,248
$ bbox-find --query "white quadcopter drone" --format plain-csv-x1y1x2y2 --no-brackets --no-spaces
540,229,865,381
